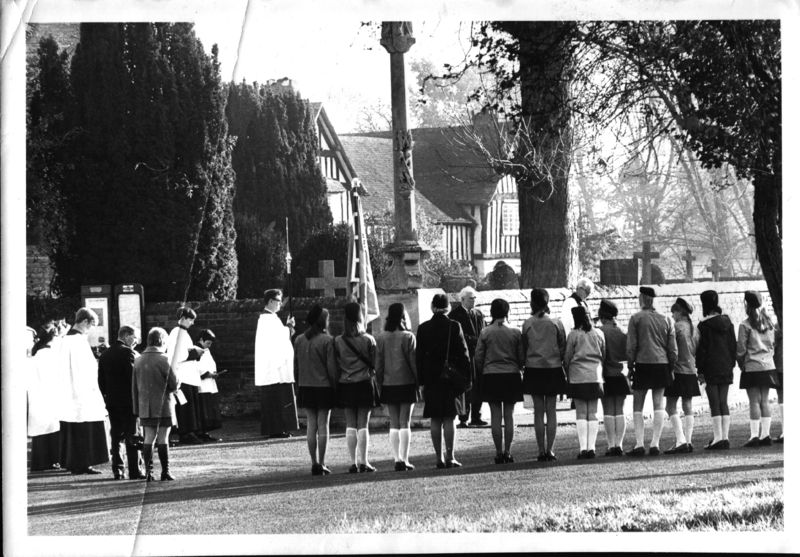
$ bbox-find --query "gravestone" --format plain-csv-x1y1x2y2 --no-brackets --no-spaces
486,261,519,290
634,241,660,284
707,258,725,281
599,259,638,285
683,249,696,281
305,260,347,297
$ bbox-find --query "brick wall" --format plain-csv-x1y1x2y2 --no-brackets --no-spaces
26,246,53,297
458,281,775,331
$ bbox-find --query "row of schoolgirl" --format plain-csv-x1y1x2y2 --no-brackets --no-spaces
293,286,782,475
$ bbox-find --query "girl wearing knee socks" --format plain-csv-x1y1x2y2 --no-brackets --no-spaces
521,289,567,462
336,302,379,472
597,300,630,456
696,290,736,450
565,306,605,459
664,298,700,454
294,305,337,475
475,299,524,464
376,303,418,471
737,291,779,447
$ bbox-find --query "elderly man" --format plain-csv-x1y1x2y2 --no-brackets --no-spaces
448,286,488,427
98,325,144,480
559,277,594,329
626,286,678,456
255,288,299,438
58,308,109,475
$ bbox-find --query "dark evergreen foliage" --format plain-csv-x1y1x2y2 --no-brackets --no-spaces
226,81,332,298
44,23,237,301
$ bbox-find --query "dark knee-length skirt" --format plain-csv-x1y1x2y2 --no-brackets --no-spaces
602,375,632,397
632,363,672,391
664,373,701,398
482,373,524,404
739,369,779,389
380,383,419,405
422,382,458,419
297,385,337,410
522,367,566,396
568,382,604,400
337,380,380,409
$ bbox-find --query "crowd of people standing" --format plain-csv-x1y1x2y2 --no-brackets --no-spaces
27,280,782,481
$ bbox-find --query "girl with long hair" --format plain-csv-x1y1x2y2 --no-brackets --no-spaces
376,303,419,471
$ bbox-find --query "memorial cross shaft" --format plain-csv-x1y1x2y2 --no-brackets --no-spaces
633,241,660,284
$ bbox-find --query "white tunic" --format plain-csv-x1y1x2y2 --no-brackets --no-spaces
254,311,294,386
27,348,61,436
58,331,107,423
166,326,201,386
198,349,218,394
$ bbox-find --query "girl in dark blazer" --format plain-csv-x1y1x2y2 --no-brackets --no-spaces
133,327,180,481
696,290,737,450
416,293,470,468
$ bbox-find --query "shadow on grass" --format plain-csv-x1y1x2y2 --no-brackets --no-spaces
651,476,783,496
619,459,783,482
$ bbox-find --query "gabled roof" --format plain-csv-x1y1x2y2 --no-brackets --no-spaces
341,127,504,223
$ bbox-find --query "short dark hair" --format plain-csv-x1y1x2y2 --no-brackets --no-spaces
75,307,99,325
147,327,168,347
177,306,197,320
117,325,136,340
200,329,217,342
490,298,509,321
264,289,282,304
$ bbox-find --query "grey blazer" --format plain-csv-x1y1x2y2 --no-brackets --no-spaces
132,347,180,419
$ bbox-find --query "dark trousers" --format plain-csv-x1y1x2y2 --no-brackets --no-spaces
458,362,483,423
108,408,140,475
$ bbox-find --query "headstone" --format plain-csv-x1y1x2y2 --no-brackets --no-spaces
683,249,696,281
634,241,660,284
305,260,348,297
599,259,638,285
486,261,519,290
706,258,725,281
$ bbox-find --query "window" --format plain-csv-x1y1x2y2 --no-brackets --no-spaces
502,201,519,236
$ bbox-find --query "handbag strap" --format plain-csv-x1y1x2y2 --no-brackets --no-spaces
341,335,373,369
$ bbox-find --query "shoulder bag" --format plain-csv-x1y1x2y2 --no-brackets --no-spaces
440,324,469,396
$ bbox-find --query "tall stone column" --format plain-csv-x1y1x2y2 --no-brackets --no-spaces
377,21,438,291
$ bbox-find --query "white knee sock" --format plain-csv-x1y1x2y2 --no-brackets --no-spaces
587,420,598,451
346,427,358,465
615,415,626,448
357,428,369,465
749,419,760,439
399,428,411,462
670,413,686,445
711,415,722,443
651,410,666,448
603,415,615,449
389,428,400,462
634,412,644,447
760,417,772,440
684,414,694,444
721,415,730,440
576,419,588,451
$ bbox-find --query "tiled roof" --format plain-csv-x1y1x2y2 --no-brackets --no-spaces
338,135,453,223
342,127,503,223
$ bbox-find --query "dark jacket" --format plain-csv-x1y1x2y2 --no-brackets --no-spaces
696,314,736,385
98,340,137,410
415,313,470,387
448,305,485,357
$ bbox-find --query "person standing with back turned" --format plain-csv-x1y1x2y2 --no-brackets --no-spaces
449,286,488,428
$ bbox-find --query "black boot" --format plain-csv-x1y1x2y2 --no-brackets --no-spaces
142,445,155,482
126,441,145,480
111,437,125,479
157,443,175,481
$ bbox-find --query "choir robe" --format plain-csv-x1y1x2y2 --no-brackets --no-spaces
254,311,298,435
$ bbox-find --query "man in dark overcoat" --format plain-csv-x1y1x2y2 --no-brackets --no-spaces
448,286,488,428
98,325,144,480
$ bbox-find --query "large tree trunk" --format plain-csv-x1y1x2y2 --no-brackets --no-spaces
511,22,580,288
752,173,782,327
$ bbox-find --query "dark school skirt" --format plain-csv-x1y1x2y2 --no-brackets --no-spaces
59,421,109,471
482,373,524,404
522,367,566,396
422,382,459,419
260,383,299,435
739,369,780,389
602,375,632,397
337,379,380,409
297,386,337,410
777,371,783,391
140,416,175,428
30,431,60,471
176,383,202,435
568,382,604,400
199,392,222,431
380,383,419,405
631,363,673,390
664,374,701,398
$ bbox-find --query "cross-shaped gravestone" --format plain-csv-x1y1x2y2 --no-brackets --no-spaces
634,241,660,284
706,258,725,282
305,260,348,298
683,249,697,281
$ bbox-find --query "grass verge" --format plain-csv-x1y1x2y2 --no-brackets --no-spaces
330,479,783,533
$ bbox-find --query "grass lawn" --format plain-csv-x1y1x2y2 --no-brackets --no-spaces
25,403,785,544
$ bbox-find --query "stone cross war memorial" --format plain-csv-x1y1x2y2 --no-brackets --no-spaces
11,7,790,554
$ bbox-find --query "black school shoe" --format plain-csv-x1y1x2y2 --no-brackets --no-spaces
743,437,761,448
775,436,784,444
537,452,548,462
546,451,557,461
359,463,376,473
445,459,462,468
626,446,646,457
759,436,773,446
648,447,660,456
348,464,359,474
576,450,588,460
585,450,596,459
